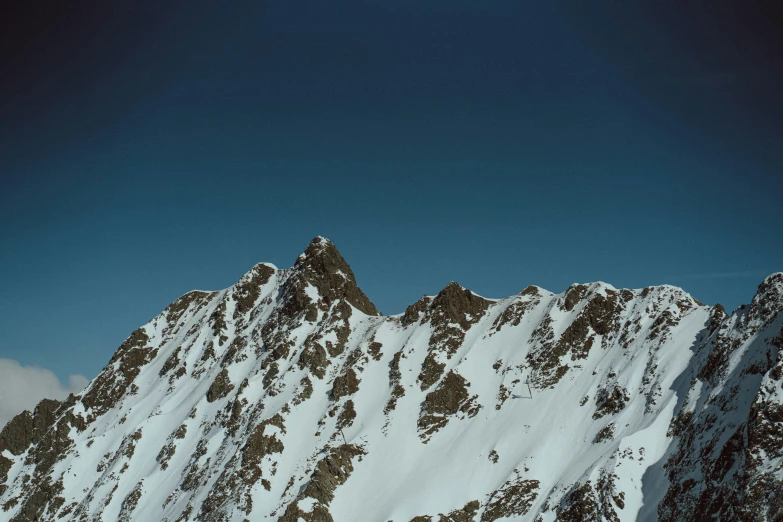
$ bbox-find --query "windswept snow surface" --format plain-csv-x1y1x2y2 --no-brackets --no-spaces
1,240,781,522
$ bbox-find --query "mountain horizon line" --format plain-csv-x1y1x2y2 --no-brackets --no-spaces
181,235,780,319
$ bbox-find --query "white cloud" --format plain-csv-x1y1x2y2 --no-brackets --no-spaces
68,374,90,392
0,358,89,430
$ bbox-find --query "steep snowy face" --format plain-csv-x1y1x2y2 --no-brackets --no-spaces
657,273,783,522
0,240,780,522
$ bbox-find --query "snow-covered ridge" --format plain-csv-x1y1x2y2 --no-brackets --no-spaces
0,237,780,522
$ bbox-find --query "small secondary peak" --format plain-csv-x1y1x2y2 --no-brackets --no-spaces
431,281,492,329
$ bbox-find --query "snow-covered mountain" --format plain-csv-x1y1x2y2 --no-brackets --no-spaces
1,237,781,522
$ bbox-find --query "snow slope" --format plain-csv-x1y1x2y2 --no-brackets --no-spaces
1,237,781,522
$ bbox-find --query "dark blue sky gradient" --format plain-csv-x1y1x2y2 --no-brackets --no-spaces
1,1,781,381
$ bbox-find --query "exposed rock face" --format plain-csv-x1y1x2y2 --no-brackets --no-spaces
80,327,159,419
430,282,492,331
593,385,629,419
206,368,234,403
657,273,783,522
415,283,492,391
418,371,481,439
482,478,539,521
232,264,276,321
0,398,83,522
331,368,360,401
278,444,366,522
0,412,34,456
0,240,780,522
291,236,380,317
402,295,433,327
489,287,540,335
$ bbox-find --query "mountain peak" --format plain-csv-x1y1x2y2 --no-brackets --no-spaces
759,271,783,289
430,281,492,330
747,272,783,324
296,236,332,260
291,237,380,316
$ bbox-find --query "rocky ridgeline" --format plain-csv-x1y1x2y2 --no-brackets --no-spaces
0,238,780,522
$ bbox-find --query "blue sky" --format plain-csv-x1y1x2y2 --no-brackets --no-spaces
1,1,781,383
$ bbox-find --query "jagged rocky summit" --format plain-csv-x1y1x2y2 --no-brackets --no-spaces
1,236,782,522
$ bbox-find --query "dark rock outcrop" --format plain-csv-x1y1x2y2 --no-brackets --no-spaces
291,237,380,317
206,368,234,403
418,371,481,439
